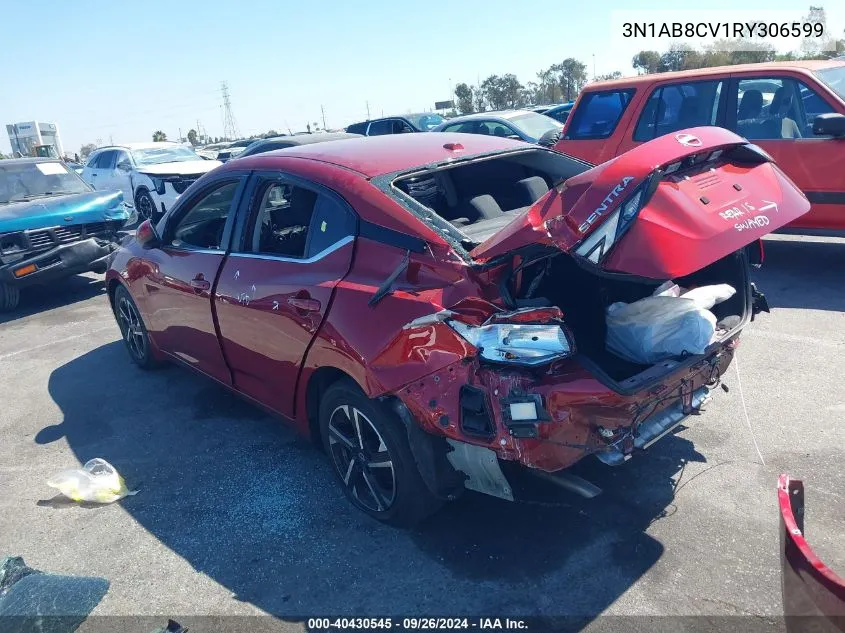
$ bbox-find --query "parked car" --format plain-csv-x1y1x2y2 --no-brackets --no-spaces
81,143,222,223
432,110,564,146
0,158,131,311
778,475,845,631
215,139,258,162
235,132,362,159
528,103,563,114
543,101,575,124
554,60,845,233
106,130,808,525
345,113,445,136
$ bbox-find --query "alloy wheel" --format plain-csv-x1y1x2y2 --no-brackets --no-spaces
137,192,154,221
117,295,147,361
327,405,396,513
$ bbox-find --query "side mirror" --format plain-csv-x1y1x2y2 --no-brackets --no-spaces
136,219,161,249
117,160,132,171
812,113,845,137
506,134,523,141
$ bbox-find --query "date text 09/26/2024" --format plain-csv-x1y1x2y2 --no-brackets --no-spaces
306,618,529,631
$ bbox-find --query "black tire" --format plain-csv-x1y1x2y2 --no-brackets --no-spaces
113,285,162,370
320,380,442,527
0,282,20,312
134,188,157,223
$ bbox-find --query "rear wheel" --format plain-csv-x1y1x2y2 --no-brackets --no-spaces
0,282,20,312
319,380,442,527
114,285,160,369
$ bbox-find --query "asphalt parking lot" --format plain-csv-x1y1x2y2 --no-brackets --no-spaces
0,234,843,631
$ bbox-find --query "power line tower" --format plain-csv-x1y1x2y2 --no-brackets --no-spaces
220,81,240,140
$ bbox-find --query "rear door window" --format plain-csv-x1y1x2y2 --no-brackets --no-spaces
567,89,635,139
634,80,724,141
95,150,116,170
367,119,393,136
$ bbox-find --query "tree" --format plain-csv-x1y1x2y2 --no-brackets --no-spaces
595,71,623,82
554,58,588,102
632,50,662,74
187,129,198,146
79,143,97,159
264,129,279,138
659,44,701,72
152,130,167,142
472,85,486,112
454,82,474,114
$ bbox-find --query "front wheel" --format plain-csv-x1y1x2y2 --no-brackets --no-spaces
0,282,20,312
134,189,157,223
319,380,442,527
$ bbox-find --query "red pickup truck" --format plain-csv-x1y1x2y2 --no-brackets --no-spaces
554,60,845,233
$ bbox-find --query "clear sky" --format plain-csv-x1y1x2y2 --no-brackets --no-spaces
1,0,841,155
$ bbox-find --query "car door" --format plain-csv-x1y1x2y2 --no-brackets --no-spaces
557,88,637,163
726,73,845,231
84,150,115,190
616,77,728,155
110,149,135,203
137,173,249,385
214,172,357,418
366,119,393,136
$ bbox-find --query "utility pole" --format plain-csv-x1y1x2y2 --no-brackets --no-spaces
221,81,240,139
366,101,370,119
178,127,182,143
109,135,114,145
592,54,596,81
321,105,327,130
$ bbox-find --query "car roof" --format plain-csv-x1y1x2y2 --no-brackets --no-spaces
231,133,527,178
93,142,184,152
251,132,361,147
0,157,64,165
442,110,532,123
583,60,845,91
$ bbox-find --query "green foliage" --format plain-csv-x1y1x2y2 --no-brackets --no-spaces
152,130,167,142
187,129,198,146
454,83,474,114
79,143,97,159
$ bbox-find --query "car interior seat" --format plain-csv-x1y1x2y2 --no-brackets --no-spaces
515,176,550,207
492,125,509,137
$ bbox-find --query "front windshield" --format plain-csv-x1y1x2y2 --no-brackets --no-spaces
132,146,200,166
408,113,445,131
509,112,564,140
815,66,845,101
0,161,89,204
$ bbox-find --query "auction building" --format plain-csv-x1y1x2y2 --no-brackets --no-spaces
6,121,64,158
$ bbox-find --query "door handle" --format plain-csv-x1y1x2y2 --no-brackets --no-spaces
190,277,210,292
288,296,321,312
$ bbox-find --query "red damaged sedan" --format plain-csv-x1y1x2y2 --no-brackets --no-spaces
106,128,809,525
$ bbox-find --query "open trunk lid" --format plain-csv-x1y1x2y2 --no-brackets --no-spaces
470,127,811,279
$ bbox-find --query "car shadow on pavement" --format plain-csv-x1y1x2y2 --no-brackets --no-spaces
754,238,845,312
42,341,705,626
0,274,106,325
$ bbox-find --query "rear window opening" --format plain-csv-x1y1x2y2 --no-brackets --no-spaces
391,149,589,245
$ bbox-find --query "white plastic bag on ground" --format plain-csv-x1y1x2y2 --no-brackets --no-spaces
605,283,736,364
47,458,137,504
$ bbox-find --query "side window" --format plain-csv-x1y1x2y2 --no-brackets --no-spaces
367,119,393,136
634,80,723,142
114,150,131,168
479,121,515,137
169,180,239,250
85,153,100,168
734,77,833,140
345,122,368,135
95,150,116,170
567,89,635,140
245,180,356,259
393,120,415,134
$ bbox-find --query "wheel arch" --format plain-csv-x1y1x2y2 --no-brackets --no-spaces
303,366,362,445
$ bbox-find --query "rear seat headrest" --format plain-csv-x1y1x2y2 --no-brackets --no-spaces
467,194,504,220
516,176,550,205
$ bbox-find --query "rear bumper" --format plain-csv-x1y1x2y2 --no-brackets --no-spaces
395,338,736,478
0,238,119,287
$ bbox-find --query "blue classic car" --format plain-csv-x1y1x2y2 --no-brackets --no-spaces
0,158,132,311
